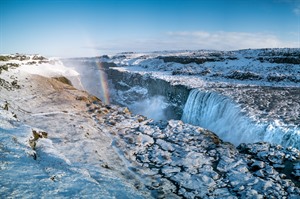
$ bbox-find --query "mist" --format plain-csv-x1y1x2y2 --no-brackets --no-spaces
128,95,169,121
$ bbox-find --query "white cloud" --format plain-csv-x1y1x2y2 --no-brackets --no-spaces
293,6,300,15
166,31,298,50
283,0,300,16
93,31,298,54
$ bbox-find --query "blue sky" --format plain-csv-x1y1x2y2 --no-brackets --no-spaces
0,0,299,57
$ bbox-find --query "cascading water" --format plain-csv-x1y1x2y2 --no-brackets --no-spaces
181,89,300,149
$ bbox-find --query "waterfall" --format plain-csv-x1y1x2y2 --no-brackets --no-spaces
181,89,300,149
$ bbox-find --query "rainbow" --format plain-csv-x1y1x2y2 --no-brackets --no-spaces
82,33,110,104
96,62,110,105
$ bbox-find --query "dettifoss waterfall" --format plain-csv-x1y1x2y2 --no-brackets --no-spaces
181,89,300,149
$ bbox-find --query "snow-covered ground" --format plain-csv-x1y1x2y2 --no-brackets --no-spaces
1,52,300,198
107,48,300,88
0,55,151,198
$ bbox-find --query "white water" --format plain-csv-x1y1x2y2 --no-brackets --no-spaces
181,89,300,149
111,85,169,121
129,95,169,121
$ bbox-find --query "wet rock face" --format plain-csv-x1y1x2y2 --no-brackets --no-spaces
106,66,190,120
90,101,300,198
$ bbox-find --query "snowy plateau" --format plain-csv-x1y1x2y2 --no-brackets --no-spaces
0,49,300,198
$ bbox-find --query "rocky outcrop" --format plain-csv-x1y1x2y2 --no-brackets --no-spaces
0,63,19,74
238,142,300,187
155,51,238,65
32,55,47,61
52,76,73,86
266,74,300,83
257,49,300,64
226,70,262,80
157,56,224,65
0,78,20,90
263,57,300,64
89,100,300,198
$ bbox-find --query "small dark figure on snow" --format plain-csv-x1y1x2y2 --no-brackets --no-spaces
4,101,9,111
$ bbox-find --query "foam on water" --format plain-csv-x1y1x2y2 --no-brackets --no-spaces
181,89,300,149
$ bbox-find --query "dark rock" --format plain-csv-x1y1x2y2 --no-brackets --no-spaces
157,55,224,64
267,74,286,82
52,76,72,86
226,70,262,80
32,55,47,61
251,161,265,171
